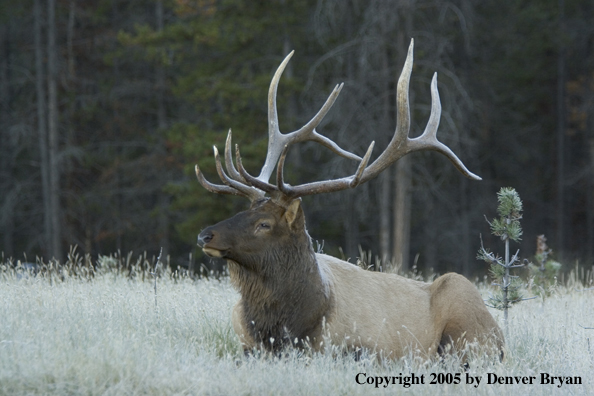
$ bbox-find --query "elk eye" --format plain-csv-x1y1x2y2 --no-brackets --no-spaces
259,222,270,229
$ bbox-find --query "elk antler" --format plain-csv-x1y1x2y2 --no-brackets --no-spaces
195,39,480,203
257,51,363,183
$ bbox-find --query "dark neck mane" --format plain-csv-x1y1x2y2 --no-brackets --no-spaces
227,232,330,351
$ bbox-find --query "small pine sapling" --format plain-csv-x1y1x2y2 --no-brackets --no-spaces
477,187,527,328
528,235,561,297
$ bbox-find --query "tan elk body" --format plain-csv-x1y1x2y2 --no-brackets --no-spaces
196,40,504,360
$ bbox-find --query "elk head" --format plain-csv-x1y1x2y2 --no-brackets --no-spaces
196,39,481,264
197,198,307,270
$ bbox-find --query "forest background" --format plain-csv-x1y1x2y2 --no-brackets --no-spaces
0,0,593,278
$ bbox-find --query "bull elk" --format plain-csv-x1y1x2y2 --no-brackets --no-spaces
196,40,504,361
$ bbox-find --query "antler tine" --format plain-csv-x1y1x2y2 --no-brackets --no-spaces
349,141,375,188
356,38,481,184
407,74,482,180
287,83,361,161
267,51,294,138
195,164,243,196
236,144,278,193
213,146,264,201
257,51,294,183
276,144,292,196
257,52,361,184
195,136,267,201
355,39,414,182
224,129,247,183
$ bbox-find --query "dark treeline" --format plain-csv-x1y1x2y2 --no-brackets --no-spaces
0,0,593,277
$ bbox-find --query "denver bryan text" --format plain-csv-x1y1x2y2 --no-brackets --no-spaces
487,373,582,388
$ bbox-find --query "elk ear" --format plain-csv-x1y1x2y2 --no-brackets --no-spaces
284,198,303,229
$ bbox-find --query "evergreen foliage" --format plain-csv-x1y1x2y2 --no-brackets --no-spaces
477,187,526,325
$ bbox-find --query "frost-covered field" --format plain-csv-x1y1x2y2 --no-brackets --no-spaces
1,267,593,396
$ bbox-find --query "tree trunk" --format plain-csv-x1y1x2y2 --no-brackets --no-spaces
379,170,391,263
111,0,123,254
423,202,437,271
582,66,594,262
461,177,471,276
34,0,52,258
344,192,360,261
48,0,62,262
0,23,14,258
67,0,75,78
156,0,166,131
392,4,414,272
393,156,411,271
556,0,565,258
155,0,170,261
586,66,594,262
378,47,392,264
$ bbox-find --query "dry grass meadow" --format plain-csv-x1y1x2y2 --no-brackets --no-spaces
1,256,593,395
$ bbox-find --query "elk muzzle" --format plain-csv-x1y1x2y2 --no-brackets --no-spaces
197,228,227,258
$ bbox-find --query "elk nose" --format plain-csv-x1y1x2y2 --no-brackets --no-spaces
197,230,214,247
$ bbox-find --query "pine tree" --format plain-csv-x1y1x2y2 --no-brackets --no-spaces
477,187,526,328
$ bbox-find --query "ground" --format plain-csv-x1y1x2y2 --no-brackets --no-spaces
0,264,593,395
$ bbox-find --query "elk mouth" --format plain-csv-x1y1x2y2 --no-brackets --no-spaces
201,247,228,258
198,229,229,258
